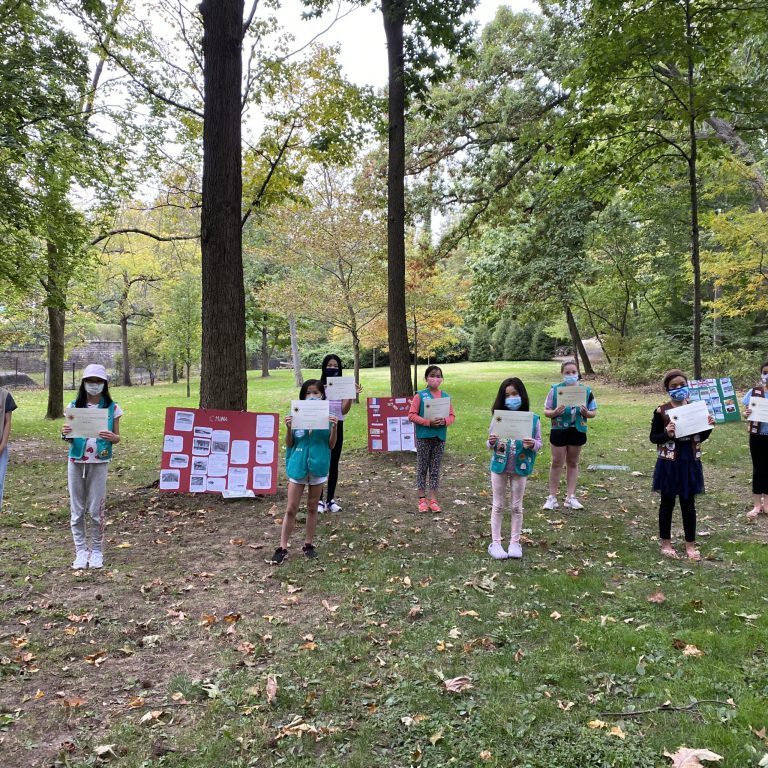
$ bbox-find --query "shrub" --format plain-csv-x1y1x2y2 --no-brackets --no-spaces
469,325,493,362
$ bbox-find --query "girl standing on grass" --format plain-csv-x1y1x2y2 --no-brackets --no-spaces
60,364,121,570
650,369,715,560
408,365,455,513
543,360,597,511
317,353,362,514
0,384,17,511
487,377,542,560
271,379,337,564
742,360,768,520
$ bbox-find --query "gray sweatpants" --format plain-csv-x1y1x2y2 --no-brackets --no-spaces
68,461,108,553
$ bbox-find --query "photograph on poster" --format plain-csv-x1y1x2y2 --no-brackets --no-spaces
256,440,274,464
206,477,226,492
160,470,180,489
192,438,211,455
169,454,189,468
174,411,195,431
191,457,208,474
190,475,205,492
211,430,230,454
163,434,184,453
194,426,213,438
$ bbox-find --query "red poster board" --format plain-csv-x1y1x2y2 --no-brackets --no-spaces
159,407,279,495
367,396,416,452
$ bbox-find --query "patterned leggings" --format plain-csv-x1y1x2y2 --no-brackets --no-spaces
416,437,445,492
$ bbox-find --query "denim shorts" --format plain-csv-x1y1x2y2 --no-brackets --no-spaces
289,474,328,486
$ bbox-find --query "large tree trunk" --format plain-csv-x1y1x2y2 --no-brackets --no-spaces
382,0,412,398
261,319,270,377
120,315,132,386
565,305,594,376
172,360,178,383
199,0,247,410
45,241,66,419
288,313,303,387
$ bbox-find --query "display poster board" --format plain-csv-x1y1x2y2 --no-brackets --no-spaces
367,397,416,452
159,407,279,495
687,376,740,424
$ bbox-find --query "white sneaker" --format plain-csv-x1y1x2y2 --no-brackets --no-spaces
88,551,103,569
72,550,89,570
328,498,342,513
563,496,584,510
543,495,559,510
488,542,509,560
507,542,523,559
317,500,326,514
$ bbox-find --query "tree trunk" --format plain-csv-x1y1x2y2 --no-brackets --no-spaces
411,311,419,392
382,0,412,398
685,2,702,378
120,315,132,386
288,313,303,387
261,319,270,377
199,0,247,410
565,305,594,375
45,241,66,419
186,359,191,398
352,332,361,403
172,360,178,383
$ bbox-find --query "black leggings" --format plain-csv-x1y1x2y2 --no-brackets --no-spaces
322,421,344,501
658,494,696,542
749,434,768,494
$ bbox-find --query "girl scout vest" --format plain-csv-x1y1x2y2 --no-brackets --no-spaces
489,414,540,477
285,428,332,480
415,388,450,440
67,399,116,461
747,386,765,435
656,402,702,462
550,384,592,433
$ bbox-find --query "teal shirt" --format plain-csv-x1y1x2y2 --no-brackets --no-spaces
285,428,332,480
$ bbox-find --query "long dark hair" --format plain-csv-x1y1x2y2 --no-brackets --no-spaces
320,354,343,385
75,380,113,408
491,377,529,413
299,379,325,400
424,365,443,380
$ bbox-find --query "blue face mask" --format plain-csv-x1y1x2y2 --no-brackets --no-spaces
668,386,689,401
505,396,522,410
563,374,579,385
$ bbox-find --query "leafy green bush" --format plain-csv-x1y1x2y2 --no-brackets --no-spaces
610,332,692,385
469,325,493,361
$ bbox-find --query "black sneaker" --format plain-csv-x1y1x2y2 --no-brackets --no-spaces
302,543,318,559
271,547,288,564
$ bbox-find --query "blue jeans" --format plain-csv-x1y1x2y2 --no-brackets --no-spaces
0,446,8,510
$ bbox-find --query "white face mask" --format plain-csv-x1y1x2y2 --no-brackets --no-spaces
305,394,322,400
761,373,768,385
84,382,104,396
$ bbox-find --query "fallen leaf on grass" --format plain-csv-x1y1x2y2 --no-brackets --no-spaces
566,568,580,578
116,542,132,549
663,747,723,767
321,600,339,613
609,726,626,740
458,609,479,617
647,590,666,604
237,642,255,655
286,585,302,594
429,728,443,745
550,611,562,620
557,700,574,711
480,751,492,761
682,645,704,657
443,676,473,693
407,605,423,620
199,614,217,627
139,710,173,726
126,697,144,709
299,641,318,651
84,650,108,667
275,715,340,739
61,696,88,708
588,720,607,729
223,613,241,624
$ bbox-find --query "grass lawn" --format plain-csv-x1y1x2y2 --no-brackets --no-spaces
1,361,767,767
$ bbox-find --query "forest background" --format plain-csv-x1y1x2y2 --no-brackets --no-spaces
1,0,768,410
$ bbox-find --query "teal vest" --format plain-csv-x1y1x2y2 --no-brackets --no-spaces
550,384,592,433
415,388,450,441
286,428,332,480
489,414,539,477
67,399,116,461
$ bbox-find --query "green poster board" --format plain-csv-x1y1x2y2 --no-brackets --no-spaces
687,377,741,424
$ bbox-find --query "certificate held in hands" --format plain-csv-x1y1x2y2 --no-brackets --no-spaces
557,385,587,409
65,407,109,439
325,376,357,400
423,397,451,420
668,400,711,438
290,400,330,430
748,397,768,424
491,410,535,441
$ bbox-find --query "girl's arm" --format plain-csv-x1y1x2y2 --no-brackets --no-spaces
543,388,565,419
284,416,294,447
328,416,338,449
445,400,456,427
649,410,670,444
99,415,121,444
408,393,430,426
341,383,363,415
580,394,597,419
0,411,11,452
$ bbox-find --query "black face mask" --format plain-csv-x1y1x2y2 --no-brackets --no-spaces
325,368,341,377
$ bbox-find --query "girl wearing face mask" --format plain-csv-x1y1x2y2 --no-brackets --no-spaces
543,360,597,511
650,369,715,560
742,360,768,520
408,365,456,513
486,378,541,560
60,364,121,570
317,354,362,514
271,379,338,564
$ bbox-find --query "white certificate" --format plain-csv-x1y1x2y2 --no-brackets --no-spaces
290,400,330,430
325,376,357,400
668,400,711,438
749,397,768,424
423,397,451,420
65,408,108,439
556,386,587,409
491,411,535,441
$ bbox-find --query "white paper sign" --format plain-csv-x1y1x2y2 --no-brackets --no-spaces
325,376,357,400
159,469,180,490
191,456,208,475
211,430,230,454
163,434,184,453
748,397,768,424
227,467,249,490
668,400,711,438
207,454,229,477
192,437,211,455
290,400,330,430
206,477,226,492
189,475,206,492
256,439,274,464
169,453,189,469
556,386,587,409
256,414,275,438
174,411,195,432
252,466,273,490
65,408,108,439
491,411,535,441
230,439,250,464
423,397,451,420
